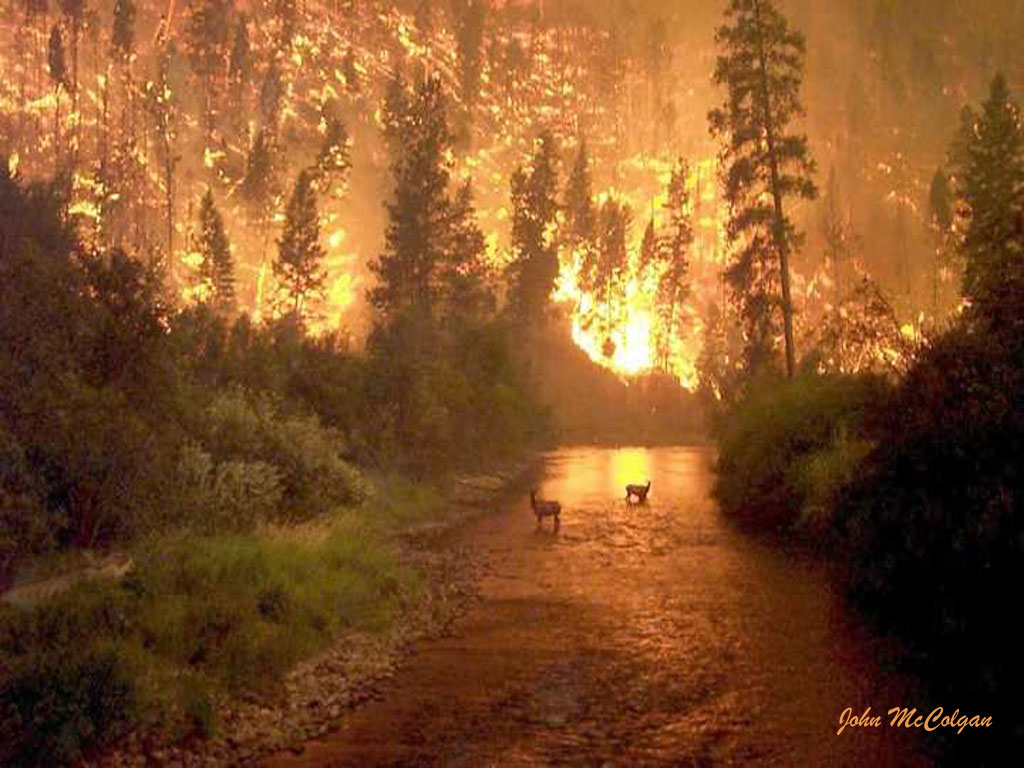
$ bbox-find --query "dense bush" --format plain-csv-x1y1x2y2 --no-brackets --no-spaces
0,428,53,578
197,390,367,520
1,169,542,574
0,171,180,563
0,645,138,767
713,373,887,530
836,325,1024,722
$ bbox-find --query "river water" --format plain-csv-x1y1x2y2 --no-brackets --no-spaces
269,447,934,767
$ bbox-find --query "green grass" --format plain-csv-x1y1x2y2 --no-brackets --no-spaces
0,494,431,765
714,373,886,531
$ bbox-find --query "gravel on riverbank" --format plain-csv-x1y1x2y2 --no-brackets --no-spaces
87,458,539,767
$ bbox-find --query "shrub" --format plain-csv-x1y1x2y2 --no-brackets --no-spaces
174,441,284,532
0,507,424,764
0,645,138,767
714,373,887,530
795,433,873,539
834,323,1024,756
838,325,1024,652
0,428,54,579
198,390,366,522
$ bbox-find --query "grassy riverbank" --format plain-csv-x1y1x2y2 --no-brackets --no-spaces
0,483,459,766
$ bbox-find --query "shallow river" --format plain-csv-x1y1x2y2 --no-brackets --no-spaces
269,447,934,767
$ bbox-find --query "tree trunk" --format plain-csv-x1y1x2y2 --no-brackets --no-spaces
754,0,797,379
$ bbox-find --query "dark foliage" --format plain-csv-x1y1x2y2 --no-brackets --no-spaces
836,324,1024,753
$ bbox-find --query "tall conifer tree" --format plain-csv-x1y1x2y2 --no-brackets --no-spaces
507,131,560,328
274,169,326,321
709,0,817,378
950,73,1024,328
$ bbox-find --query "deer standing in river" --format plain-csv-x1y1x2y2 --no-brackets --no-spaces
625,481,651,505
529,490,561,529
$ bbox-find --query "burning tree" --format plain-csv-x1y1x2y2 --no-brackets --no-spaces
928,166,956,316
652,159,693,369
193,189,235,316
186,0,231,139
583,198,630,358
507,130,560,331
227,15,251,136
709,0,817,379
819,166,856,307
274,169,325,323
47,25,68,171
812,277,916,376
241,129,278,312
144,33,178,277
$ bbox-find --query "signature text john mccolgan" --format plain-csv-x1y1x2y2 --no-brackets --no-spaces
837,706,993,735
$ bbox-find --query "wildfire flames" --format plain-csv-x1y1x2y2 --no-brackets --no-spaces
0,2,738,388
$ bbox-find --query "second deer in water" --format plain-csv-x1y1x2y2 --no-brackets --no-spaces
625,481,651,505
529,490,561,529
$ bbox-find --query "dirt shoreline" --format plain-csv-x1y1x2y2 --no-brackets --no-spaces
87,457,541,768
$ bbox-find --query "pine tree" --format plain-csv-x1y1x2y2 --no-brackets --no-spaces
110,0,135,62
58,0,84,146
451,0,486,144
594,28,627,148
381,69,411,159
370,76,454,320
438,180,494,330
563,140,597,262
639,217,658,275
145,42,178,275
579,198,630,355
227,16,251,131
274,169,326,321
47,24,67,169
187,0,231,138
315,115,352,192
709,0,817,378
107,0,141,250
820,166,853,304
507,131,560,328
949,73,1024,327
928,167,954,313
655,159,693,367
342,47,360,96
696,302,730,418
241,129,276,217
195,189,235,314
643,16,670,149
241,129,278,311
259,62,283,136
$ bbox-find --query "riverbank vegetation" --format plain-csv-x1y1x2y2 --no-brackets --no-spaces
707,68,1024,758
0,157,534,762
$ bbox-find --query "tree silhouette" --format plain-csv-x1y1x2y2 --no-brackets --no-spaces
370,76,455,322
195,189,235,315
274,169,326,322
949,73,1024,330
709,0,817,378
507,131,560,329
